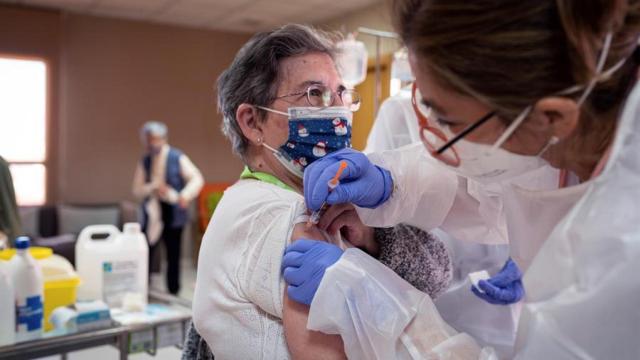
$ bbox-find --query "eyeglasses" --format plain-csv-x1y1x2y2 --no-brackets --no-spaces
411,82,496,166
275,84,361,112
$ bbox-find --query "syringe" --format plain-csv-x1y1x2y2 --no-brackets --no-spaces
307,161,348,227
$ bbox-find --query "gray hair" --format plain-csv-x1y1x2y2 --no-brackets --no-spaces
217,24,337,161
140,121,168,143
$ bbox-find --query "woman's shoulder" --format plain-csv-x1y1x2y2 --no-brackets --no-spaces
203,179,305,239
224,179,303,208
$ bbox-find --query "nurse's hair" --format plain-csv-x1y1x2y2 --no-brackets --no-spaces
217,24,337,161
392,0,640,169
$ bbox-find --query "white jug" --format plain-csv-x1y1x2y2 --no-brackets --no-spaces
76,223,148,308
0,259,15,346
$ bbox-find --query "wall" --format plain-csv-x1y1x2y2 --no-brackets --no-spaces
0,5,250,204
58,13,249,204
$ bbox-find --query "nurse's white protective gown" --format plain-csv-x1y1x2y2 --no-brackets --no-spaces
307,83,640,359
364,89,420,153
363,92,560,355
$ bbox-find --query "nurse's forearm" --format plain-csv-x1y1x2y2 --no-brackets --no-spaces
307,248,489,359
355,144,458,231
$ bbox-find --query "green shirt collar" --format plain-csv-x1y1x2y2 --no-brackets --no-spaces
240,166,295,192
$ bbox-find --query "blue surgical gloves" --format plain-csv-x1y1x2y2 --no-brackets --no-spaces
472,258,525,305
304,148,394,211
284,245,524,306
282,239,343,305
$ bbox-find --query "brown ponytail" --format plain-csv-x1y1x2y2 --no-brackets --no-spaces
556,0,629,83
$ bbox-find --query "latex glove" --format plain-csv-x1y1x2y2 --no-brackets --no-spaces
282,239,344,305
471,258,524,305
303,148,394,211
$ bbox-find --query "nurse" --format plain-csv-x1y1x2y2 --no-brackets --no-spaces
365,82,521,356
282,0,640,358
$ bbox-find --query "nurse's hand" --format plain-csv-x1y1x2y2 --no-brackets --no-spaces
282,239,343,305
471,258,524,305
304,148,394,211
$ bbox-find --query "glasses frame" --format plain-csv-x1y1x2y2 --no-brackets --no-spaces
411,83,496,166
275,84,361,111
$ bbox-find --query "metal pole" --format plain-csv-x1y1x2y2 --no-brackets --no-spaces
374,35,381,115
356,27,399,116
357,27,398,39
119,332,129,360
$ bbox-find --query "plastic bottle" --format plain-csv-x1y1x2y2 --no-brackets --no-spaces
10,236,44,342
121,222,149,306
0,258,15,346
76,223,149,308
335,33,368,87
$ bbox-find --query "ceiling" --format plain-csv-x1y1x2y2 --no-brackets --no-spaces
2,0,381,33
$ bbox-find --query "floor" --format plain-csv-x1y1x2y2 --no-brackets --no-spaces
36,260,198,360
152,261,197,301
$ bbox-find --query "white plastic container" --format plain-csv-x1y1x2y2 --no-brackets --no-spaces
10,236,44,342
76,223,148,308
0,259,15,346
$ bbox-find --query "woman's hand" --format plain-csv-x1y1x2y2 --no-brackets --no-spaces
317,203,379,256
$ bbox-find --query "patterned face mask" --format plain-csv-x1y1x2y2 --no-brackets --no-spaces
257,106,353,178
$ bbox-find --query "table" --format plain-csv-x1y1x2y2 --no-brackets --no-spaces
0,290,192,360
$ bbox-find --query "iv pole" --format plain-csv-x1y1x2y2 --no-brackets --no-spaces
356,27,399,114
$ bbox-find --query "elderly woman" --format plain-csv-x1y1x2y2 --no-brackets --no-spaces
192,24,451,359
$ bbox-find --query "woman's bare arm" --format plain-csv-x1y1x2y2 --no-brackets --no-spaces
283,223,347,360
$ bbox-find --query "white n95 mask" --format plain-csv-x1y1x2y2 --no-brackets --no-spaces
434,119,552,184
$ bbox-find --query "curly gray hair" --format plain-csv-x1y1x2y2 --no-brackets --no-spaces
217,24,337,161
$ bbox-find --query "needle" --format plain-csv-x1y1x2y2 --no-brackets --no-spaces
307,161,348,228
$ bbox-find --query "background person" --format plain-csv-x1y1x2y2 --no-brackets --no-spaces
132,121,203,295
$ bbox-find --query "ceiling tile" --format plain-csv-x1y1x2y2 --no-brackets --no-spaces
156,0,233,22
88,8,150,22
180,0,238,7
92,0,167,14
22,0,93,10
147,15,207,30
6,0,384,33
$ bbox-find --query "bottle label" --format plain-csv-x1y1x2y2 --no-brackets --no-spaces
102,260,140,307
16,295,43,332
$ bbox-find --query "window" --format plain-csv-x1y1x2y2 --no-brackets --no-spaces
0,56,48,206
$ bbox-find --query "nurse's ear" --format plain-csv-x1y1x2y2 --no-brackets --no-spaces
236,103,265,145
531,97,580,140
